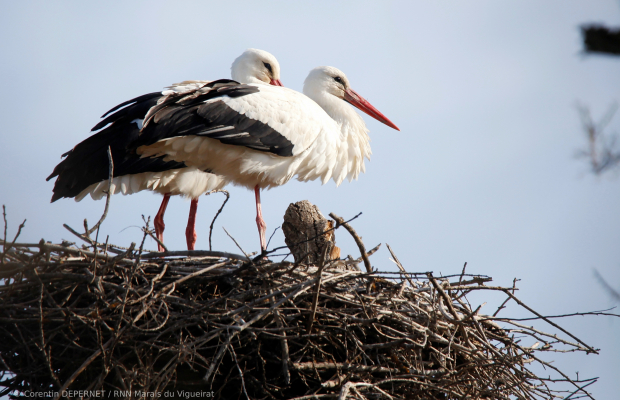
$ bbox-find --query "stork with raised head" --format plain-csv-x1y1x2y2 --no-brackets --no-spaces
132,66,399,250
47,49,283,251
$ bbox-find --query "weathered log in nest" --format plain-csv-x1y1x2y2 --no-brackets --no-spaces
0,203,605,400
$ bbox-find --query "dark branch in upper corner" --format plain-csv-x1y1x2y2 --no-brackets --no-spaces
581,24,620,56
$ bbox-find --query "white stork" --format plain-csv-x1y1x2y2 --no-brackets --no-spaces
133,66,400,250
47,49,283,251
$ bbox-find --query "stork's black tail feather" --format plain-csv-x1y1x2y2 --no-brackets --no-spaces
47,91,186,202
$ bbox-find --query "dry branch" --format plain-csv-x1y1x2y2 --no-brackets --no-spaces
582,24,620,56
329,212,371,273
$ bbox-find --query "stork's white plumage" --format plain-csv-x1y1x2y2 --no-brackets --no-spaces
134,66,400,250
48,49,283,251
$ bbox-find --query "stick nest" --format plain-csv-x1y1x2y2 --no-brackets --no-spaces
0,230,600,399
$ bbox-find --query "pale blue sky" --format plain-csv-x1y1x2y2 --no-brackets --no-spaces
1,1,619,398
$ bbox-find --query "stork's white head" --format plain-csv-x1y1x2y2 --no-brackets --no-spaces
231,49,283,86
303,66,399,131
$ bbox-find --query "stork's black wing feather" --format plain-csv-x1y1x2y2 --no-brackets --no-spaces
91,91,162,132
101,91,163,119
135,81,295,157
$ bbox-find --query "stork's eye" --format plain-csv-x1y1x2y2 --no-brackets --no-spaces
263,62,273,73
334,76,343,84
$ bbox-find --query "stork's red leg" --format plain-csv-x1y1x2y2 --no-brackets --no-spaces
254,185,267,251
154,193,171,252
185,198,199,251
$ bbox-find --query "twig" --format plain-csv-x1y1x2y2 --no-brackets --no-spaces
141,215,167,252
229,341,249,400
141,249,249,261
593,269,620,301
293,363,399,374
160,261,229,293
275,310,291,385
493,278,518,317
329,212,372,273
63,223,94,246
307,243,332,334
482,308,620,322
502,290,598,354
222,227,251,260
564,379,598,400
206,189,229,251
458,262,467,287
386,244,414,289
266,226,280,249
86,146,114,236
2,216,26,261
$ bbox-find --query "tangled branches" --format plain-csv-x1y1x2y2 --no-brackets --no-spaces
0,211,609,399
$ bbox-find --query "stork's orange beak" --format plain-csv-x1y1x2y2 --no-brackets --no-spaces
344,88,400,131
269,79,284,87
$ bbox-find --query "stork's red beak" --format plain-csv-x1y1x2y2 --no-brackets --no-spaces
270,79,284,87
344,88,400,131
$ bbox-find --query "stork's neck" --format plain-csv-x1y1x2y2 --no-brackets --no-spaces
302,88,371,186
305,90,368,138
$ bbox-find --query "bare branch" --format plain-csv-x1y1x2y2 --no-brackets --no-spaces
86,146,114,236
593,269,620,302
205,189,230,251
329,212,372,273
